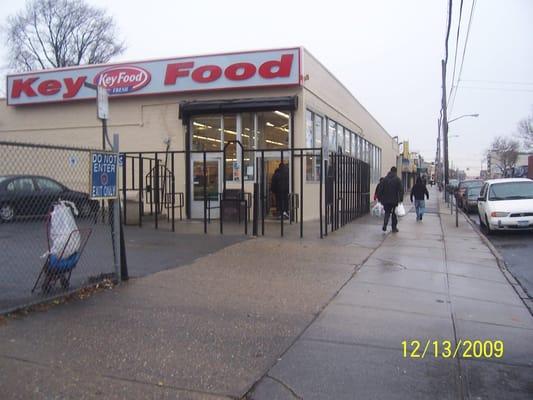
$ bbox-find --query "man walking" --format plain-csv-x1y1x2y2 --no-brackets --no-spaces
377,167,404,232
410,176,429,221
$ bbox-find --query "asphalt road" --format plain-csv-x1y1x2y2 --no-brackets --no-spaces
466,211,533,297
0,217,248,313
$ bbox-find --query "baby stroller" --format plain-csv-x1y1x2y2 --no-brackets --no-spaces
32,201,92,294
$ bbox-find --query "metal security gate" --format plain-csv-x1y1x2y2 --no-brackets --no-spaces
120,144,324,238
325,152,370,234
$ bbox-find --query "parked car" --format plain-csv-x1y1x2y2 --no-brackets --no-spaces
457,179,484,212
477,178,533,234
463,185,483,213
0,175,99,222
446,179,459,194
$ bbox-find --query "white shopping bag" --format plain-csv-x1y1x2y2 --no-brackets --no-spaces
49,201,81,258
396,202,406,217
371,202,384,217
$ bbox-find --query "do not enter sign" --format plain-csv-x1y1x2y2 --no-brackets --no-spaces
90,151,118,199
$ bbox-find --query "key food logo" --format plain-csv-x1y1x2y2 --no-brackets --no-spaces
94,66,151,94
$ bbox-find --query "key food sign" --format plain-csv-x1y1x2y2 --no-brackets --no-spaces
6,48,301,106
90,152,118,199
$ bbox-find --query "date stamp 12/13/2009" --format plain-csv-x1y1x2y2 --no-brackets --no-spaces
402,339,504,359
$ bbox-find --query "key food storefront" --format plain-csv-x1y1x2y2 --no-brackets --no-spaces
1,47,399,235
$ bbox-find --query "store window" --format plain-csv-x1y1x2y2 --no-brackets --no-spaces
344,128,351,155
257,111,290,149
336,124,344,153
223,115,238,181
328,119,336,154
369,144,374,182
241,113,255,180
306,110,314,148
192,111,291,183
314,115,323,149
305,109,323,181
192,115,222,151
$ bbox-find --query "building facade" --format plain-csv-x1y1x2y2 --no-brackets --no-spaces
1,47,399,221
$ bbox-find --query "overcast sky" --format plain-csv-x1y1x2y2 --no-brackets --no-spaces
1,0,532,175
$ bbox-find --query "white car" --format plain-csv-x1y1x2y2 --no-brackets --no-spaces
477,178,533,234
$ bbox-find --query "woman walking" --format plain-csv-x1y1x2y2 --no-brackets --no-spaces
410,177,429,221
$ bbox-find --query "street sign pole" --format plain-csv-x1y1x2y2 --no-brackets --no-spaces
112,134,121,282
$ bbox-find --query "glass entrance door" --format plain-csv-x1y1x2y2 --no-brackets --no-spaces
260,156,290,218
191,154,222,219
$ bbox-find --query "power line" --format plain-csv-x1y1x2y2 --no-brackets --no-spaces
448,0,464,102
461,79,533,85
449,0,477,115
457,86,533,93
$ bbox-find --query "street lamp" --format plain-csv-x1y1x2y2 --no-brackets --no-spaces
443,113,479,200
448,113,479,124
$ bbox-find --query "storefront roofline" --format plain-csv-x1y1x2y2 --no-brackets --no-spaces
302,48,395,141
6,46,304,77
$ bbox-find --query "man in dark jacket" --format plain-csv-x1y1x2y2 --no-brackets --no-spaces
377,167,404,232
271,162,289,218
410,176,429,221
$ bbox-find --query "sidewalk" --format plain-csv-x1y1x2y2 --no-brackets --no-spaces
250,187,533,400
1,188,532,399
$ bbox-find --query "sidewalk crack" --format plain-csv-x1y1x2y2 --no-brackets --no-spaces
265,374,303,400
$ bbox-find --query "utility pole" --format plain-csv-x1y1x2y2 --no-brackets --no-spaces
442,59,449,189
435,118,442,184
441,0,453,201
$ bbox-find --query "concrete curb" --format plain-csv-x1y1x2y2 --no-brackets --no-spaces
453,202,533,316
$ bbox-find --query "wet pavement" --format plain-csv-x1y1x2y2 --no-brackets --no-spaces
251,188,533,400
0,214,384,399
464,212,533,297
1,188,532,399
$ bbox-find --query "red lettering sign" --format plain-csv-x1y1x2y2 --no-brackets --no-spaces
7,48,300,105
11,78,38,98
191,65,222,83
259,54,293,78
164,62,194,85
63,77,86,98
224,63,256,81
37,80,61,96
93,66,150,94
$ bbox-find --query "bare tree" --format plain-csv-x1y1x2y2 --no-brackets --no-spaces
516,111,533,151
4,0,125,71
486,136,520,176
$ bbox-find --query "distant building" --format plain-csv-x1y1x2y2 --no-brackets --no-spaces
487,151,532,178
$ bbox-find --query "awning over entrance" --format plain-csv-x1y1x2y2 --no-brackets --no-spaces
179,96,298,123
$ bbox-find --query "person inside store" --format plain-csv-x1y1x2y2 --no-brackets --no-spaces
271,162,289,218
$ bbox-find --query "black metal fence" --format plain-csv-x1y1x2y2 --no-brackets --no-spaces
120,146,324,238
0,141,118,314
120,145,371,239
325,152,371,234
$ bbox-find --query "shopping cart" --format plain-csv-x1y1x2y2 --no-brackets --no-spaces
31,212,92,294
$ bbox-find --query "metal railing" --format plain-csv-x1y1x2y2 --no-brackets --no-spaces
120,144,371,239
325,152,371,234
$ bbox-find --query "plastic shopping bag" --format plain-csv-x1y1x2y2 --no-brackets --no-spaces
396,202,406,217
371,202,384,217
49,201,80,258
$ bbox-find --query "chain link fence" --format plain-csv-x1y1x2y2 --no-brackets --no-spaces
0,141,117,314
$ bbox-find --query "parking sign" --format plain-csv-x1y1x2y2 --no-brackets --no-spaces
90,151,118,199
